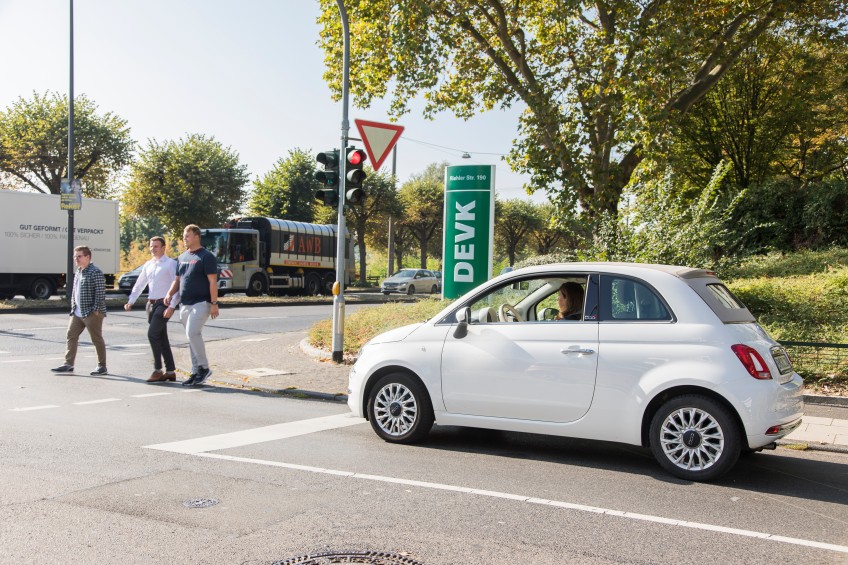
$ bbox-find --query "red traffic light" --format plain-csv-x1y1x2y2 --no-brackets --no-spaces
347,149,366,165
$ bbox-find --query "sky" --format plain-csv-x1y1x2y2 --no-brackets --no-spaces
0,0,542,202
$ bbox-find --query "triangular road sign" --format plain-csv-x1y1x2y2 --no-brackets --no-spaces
354,119,405,172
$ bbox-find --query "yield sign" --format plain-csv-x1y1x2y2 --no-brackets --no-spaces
354,119,405,172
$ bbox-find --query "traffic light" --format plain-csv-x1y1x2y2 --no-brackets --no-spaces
344,147,367,204
314,149,340,206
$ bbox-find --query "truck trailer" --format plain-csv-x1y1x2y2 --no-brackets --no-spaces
200,217,355,296
0,191,120,299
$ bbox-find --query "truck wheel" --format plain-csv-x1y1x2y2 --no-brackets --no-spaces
305,273,322,296
28,278,55,300
322,272,336,294
245,274,266,297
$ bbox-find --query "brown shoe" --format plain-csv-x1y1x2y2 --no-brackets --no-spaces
147,371,166,383
162,372,177,382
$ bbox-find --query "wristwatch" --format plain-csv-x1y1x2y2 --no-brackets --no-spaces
210,301,218,305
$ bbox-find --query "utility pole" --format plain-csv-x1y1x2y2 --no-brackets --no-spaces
65,0,75,300
331,0,351,363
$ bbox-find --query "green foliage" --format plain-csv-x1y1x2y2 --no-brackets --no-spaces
0,91,133,197
346,168,400,282
248,148,319,222
318,1,846,218
398,162,446,268
494,199,541,267
582,161,745,269
727,268,848,345
514,251,579,269
123,134,249,236
719,248,848,280
308,298,452,354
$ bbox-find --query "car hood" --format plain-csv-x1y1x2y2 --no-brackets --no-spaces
367,323,423,345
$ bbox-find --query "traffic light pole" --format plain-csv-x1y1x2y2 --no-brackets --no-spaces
331,0,351,363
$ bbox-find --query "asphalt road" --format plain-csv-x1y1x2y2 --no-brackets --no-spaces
2,305,847,564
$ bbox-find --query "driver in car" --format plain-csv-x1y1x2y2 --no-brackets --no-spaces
556,282,585,321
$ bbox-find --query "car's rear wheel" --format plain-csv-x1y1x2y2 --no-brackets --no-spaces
649,395,740,481
406,285,415,295
367,372,434,444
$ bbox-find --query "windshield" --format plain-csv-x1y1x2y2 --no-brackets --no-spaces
201,232,230,263
392,269,416,279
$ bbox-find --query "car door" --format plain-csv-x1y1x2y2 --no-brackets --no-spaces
440,274,600,423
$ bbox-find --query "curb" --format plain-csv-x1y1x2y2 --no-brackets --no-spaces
804,394,848,407
776,439,848,455
210,381,348,403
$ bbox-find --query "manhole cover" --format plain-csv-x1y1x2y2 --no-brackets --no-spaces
182,497,220,508
273,550,424,564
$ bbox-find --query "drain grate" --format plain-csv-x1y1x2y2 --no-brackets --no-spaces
182,497,220,508
273,550,425,565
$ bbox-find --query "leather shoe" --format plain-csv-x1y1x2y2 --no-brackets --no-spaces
147,371,177,383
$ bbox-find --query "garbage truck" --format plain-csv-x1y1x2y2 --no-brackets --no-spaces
0,190,120,299
200,217,354,296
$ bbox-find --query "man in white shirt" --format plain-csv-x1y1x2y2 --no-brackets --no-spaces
124,236,180,382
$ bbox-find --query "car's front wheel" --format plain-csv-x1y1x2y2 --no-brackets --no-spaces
367,372,434,443
649,395,740,481
406,285,415,295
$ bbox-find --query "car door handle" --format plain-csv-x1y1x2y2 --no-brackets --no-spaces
560,348,595,355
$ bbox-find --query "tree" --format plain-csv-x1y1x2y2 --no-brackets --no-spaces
397,163,445,268
0,91,133,197
248,148,320,221
123,134,249,236
495,199,540,266
673,31,848,189
532,203,585,255
319,1,847,217
346,169,400,282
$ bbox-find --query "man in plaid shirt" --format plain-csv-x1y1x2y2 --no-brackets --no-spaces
52,245,108,375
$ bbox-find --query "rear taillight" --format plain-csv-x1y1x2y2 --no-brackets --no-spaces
731,344,773,380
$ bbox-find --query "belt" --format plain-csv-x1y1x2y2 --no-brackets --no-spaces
147,298,165,304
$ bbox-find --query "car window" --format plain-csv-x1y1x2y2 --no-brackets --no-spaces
600,276,671,321
706,284,745,309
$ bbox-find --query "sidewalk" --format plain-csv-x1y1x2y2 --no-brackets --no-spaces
179,330,848,455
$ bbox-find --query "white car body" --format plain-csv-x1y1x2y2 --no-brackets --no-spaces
349,263,804,481
380,269,441,295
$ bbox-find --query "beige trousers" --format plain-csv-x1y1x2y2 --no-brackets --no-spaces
64,311,106,367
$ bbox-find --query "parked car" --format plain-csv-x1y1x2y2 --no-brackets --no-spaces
349,262,804,481
117,265,146,296
381,269,440,295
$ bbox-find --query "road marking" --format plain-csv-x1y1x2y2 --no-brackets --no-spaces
144,414,848,556
7,326,66,331
235,368,292,378
73,398,121,405
187,450,848,555
240,338,271,342
119,353,148,356
131,392,172,398
1,359,32,363
10,405,60,412
144,413,364,454
213,316,289,321
110,343,151,349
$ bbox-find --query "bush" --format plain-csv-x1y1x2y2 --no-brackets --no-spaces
308,298,452,355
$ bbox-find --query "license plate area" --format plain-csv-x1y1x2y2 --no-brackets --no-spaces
770,346,794,378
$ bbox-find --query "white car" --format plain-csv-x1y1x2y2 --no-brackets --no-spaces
349,263,804,481
381,269,440,295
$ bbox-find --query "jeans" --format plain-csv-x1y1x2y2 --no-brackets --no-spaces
179,302,211,374
147,301,175,372
64,311,106,367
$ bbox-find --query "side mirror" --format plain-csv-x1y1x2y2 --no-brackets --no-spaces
541,307,559,321
453,307,471,338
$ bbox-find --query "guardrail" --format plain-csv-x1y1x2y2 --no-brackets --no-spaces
779,341,848,378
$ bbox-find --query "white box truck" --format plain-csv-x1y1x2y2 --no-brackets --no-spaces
0,191,120,299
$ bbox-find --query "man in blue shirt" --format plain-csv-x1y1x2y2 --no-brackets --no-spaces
165,224,219,386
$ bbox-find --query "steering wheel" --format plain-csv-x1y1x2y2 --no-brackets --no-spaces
498,303,523,322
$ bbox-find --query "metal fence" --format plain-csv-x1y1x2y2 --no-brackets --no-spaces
779,341,848,378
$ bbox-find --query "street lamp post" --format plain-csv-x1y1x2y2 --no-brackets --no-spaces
65,0,75,300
